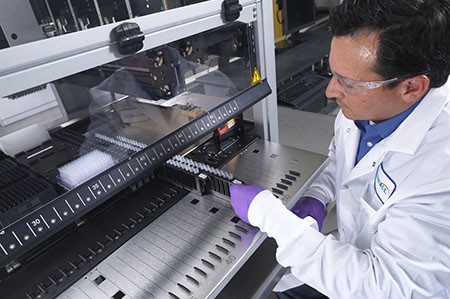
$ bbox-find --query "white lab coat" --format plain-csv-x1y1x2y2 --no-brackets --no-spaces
248,78,450,298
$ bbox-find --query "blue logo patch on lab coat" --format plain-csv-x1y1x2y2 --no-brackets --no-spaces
374,164,396,203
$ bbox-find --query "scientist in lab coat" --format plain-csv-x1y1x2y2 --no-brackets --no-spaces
230,0,450,298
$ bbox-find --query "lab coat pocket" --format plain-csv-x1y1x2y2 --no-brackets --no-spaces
361,182,384,211
355,185,381,248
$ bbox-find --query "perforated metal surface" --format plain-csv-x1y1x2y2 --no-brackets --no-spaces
58,140,326,299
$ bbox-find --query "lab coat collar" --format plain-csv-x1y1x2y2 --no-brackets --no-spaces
343,77,450,182
387,78,450,154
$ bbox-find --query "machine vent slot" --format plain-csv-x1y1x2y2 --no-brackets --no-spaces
0,156,57,228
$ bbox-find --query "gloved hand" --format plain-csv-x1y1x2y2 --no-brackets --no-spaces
229,184,265,223
290,196,326,231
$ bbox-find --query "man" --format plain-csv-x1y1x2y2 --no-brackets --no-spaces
230,0,450,298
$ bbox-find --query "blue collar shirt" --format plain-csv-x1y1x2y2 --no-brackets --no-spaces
354,99,422,164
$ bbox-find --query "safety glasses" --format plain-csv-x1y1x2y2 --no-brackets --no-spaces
331,70,406,96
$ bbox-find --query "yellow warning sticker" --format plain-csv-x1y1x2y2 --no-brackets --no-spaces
252,67,261,85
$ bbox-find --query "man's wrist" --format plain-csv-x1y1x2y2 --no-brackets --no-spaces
248,191,318,246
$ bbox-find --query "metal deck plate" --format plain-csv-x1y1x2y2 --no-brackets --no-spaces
58,140,326,299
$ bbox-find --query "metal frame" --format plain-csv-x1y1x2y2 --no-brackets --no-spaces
0,0,45,47
253,0,279,142
0,0,278,141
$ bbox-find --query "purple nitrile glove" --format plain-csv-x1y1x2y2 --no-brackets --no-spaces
291,196,326,231
229,184,265,223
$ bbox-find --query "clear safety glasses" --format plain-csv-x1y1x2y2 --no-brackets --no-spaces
331,70,406,96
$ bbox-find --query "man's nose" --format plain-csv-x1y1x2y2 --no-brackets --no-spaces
325,76,344,99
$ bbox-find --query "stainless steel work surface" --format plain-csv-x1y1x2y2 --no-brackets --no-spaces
221,139,328,208
57,139,327,299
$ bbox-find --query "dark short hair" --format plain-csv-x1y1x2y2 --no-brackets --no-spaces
329,0,450,88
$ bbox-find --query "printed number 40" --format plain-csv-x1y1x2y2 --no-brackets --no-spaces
226,255,236,265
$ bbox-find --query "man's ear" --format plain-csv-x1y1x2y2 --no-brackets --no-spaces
401,75,430,104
